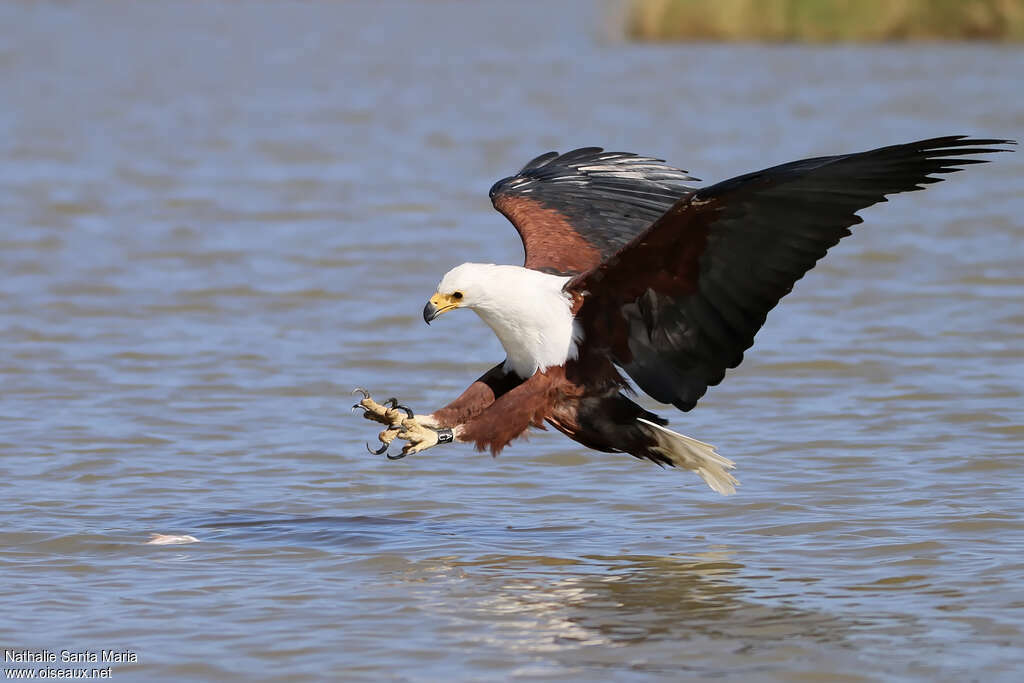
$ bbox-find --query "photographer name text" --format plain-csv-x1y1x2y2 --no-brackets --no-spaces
5,650,136,664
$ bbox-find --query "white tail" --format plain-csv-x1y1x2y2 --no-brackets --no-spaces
638,418,738,495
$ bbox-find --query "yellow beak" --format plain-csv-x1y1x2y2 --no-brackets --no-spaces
423,292,461,324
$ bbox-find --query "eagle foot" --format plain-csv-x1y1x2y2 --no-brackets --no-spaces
389,419,447,459
351,389,452,459
353,388,413,424
352,388,417,456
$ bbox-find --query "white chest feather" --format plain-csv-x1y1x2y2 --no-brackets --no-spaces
465,266,581,377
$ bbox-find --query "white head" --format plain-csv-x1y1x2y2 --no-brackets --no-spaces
422,262,580,377
422,262,496,323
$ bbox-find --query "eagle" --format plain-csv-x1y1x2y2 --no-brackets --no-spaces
355,136,1012,494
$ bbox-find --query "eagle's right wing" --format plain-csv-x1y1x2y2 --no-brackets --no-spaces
489,148,697,276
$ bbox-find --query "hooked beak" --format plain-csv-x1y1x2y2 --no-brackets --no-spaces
423,292,460,324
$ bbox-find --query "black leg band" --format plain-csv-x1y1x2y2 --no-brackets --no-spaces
434,428,454,444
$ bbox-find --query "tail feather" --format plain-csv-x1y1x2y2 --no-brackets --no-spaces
638,418,738,495
562,392,738,495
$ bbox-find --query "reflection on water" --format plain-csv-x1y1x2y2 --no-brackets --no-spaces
440,554,752,651
456,553,754,647
394,551,877,679
1,0,1022,680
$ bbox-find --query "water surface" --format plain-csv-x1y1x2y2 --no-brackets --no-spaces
1,1,1023,681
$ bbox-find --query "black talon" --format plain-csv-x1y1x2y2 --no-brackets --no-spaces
367,441,390,455
383,397,413,418
353,387,370,399
386,450,410,460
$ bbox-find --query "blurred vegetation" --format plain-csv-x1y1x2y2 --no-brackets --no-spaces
626,0,1024,42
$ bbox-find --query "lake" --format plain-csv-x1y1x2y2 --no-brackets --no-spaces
1,1,1022,680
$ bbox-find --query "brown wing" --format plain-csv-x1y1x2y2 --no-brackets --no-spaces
569,136,1014,411
490,148,697,275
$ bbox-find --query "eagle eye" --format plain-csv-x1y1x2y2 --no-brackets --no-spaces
452,291,463,300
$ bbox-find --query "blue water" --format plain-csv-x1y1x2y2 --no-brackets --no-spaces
1,1,1022,681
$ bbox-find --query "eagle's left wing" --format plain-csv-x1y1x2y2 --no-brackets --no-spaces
568,136,1013,412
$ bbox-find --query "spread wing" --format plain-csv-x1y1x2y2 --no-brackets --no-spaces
569,136,1014,411
490,148,697,275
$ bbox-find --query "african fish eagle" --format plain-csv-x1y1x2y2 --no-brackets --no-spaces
355,136,1013,494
